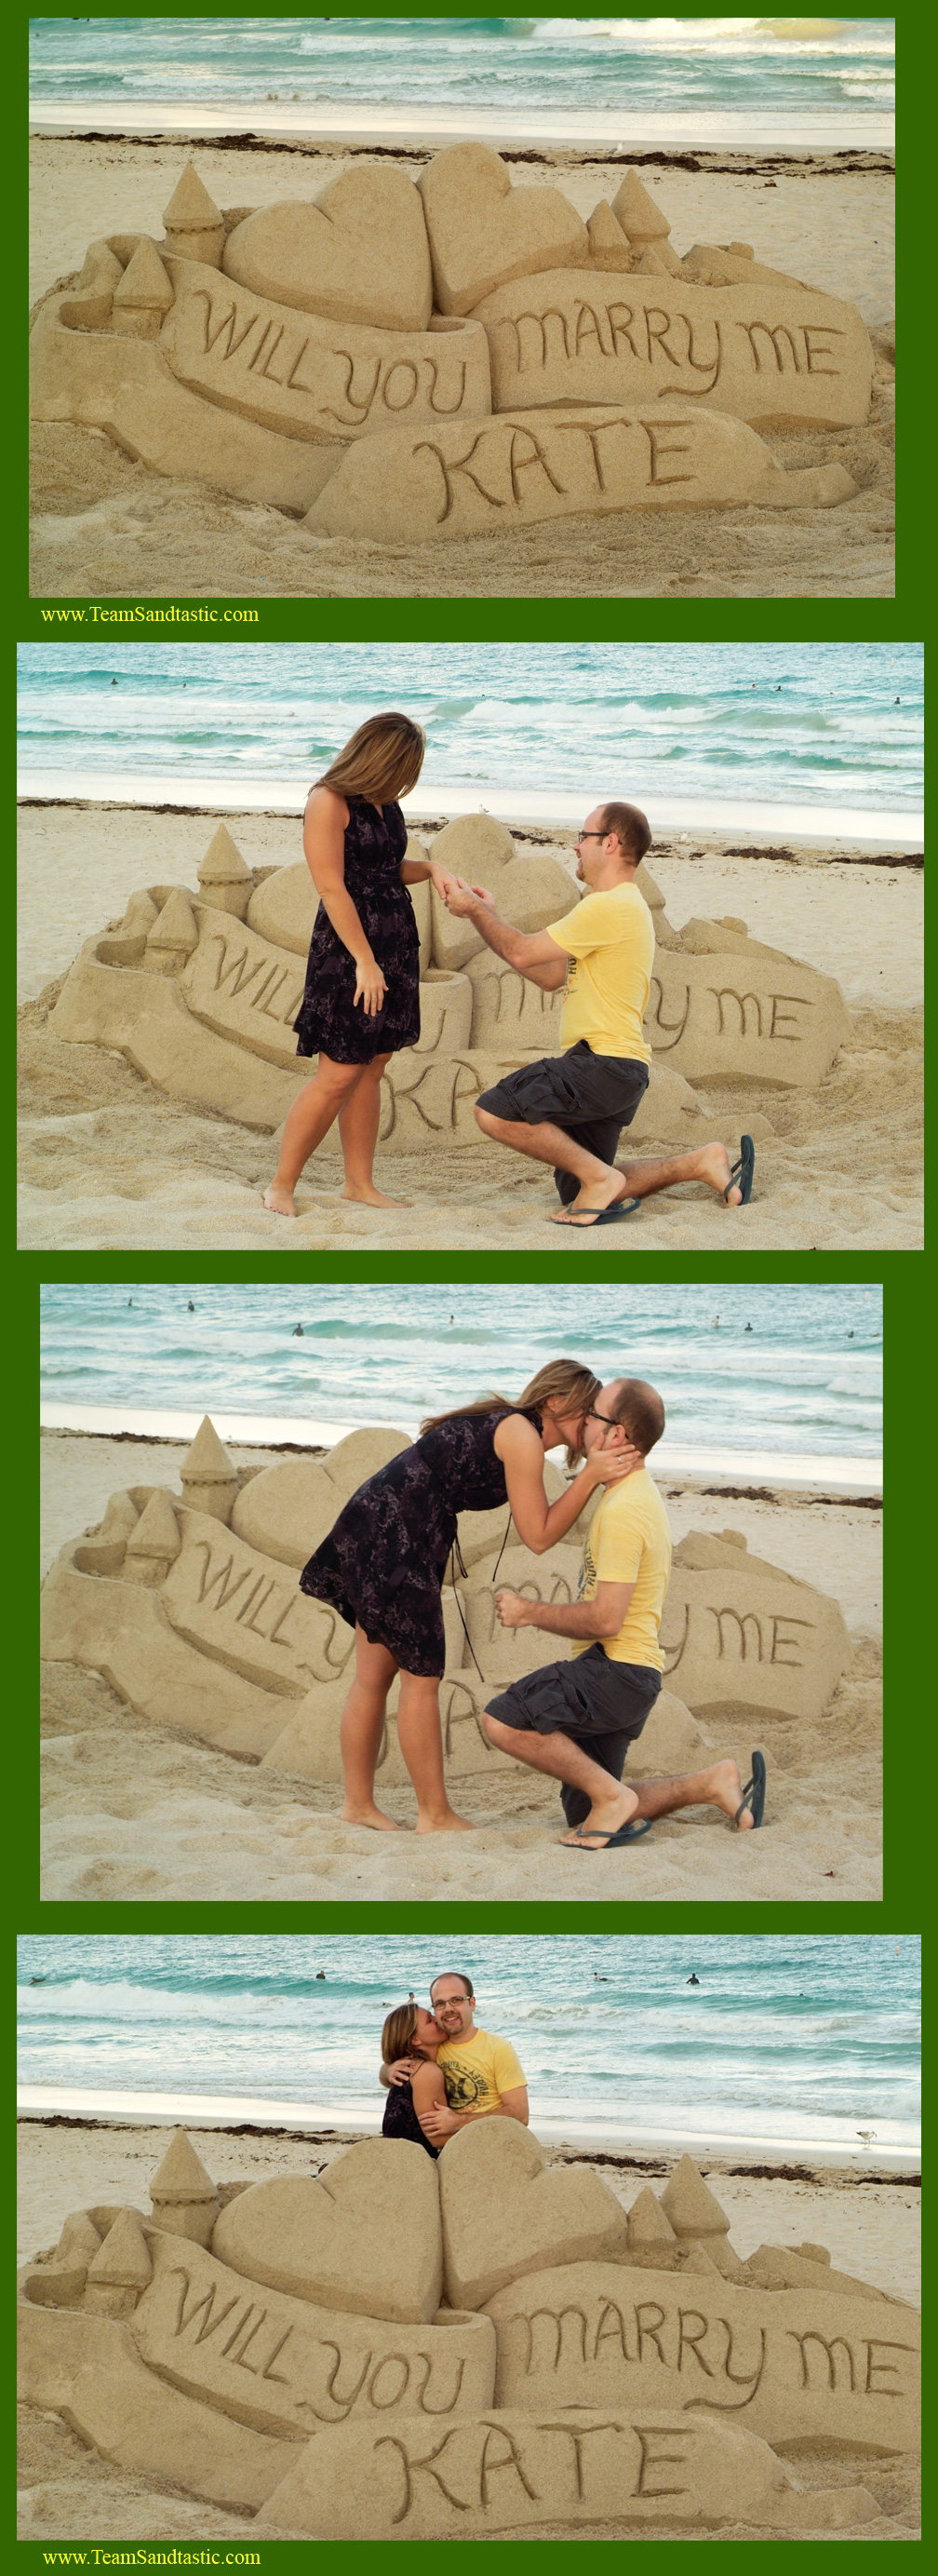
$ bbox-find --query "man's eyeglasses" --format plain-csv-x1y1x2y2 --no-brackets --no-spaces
583,1408,620,1428
577,830,605,842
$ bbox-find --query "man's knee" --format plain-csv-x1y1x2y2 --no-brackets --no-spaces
475,1102,503,1139
482,1707,514,1749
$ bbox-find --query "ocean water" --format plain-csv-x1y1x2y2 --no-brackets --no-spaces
39,1281,882,1459
16,1935,920,2151
28,16,895,132
17,641,923,817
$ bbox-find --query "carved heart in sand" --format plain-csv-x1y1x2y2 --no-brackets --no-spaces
212,2138,442,2323
418,141,589,316
438,2119,630,2308
222,169,433,332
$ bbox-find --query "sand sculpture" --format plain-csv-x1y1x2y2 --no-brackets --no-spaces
41,1419,851,1787
19,2126,915,2534
30,147,869,532
43,813,851,1150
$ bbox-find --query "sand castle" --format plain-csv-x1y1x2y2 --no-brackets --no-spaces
41,1419,850,1787
30,146,870,535
44,814,851,1150
19,2126,917,2533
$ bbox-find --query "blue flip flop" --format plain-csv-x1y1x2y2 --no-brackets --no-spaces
724,1135,756,1205
559,1197,643,1229
735,1749,767,1829
563,1818,653,1848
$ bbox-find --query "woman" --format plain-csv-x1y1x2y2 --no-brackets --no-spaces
300,1359,640,1836
380,2003,445,2160
262,711,480,1219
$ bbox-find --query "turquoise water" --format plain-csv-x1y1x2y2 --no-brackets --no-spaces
17,1935,919,2149
39,1281,882,1457
28,16,895,129
17,641,923,815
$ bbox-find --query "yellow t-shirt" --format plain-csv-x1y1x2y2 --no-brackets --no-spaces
437,2028,526,2115
546,882,654,1062
573,1468,672,1670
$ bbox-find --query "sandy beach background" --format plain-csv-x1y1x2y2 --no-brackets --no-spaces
40,1427,882,1905
18,2114,918,2542
29,139,895,598
19,802,923,1250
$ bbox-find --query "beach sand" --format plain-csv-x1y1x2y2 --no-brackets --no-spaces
29,139,895,599
19,803,923,1251
40,1430,882,1906
18,2115,918,2542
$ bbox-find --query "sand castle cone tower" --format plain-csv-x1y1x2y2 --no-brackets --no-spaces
84,2209,153,2319
610,169,681,275
659,2153,748,2281
163,164,225,268
585,200,634,270
149,2129,221,2248
624,2185,684,2271
197,824,253,921
144,890,199,978
180,1419,239,1526
55,2213,102,2268
122,1490,181,1588
111,240,175,340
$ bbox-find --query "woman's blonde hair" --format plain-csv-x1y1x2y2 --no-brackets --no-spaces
382,2002,420,2068
314,711,426,806
421,1359,601,1468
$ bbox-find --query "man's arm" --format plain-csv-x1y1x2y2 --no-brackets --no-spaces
499,2085,529,2126
495,1581,634,1641
419,2097,528,2140
444,885,568,991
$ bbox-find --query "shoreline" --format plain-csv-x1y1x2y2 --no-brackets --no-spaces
38,1414,884,1498
28,104,896,159
16,780,924,854
15,2096,918,2173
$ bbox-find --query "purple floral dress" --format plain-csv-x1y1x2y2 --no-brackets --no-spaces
300,1409,543,1678
293,797,421,1066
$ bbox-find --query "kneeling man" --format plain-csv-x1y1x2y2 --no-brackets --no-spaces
482,1378,764,1848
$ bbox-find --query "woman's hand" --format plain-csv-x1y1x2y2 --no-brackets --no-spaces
353,953,387,1016
495,1588,534,1629
427,863,461,904
586,1442,644,1487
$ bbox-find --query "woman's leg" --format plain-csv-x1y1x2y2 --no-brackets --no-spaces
263,1055,367,1217
340,1627,403,1829
395,1669,475,1833
337,1052,411,1207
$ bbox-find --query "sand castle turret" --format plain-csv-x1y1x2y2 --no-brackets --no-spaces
610,170,681,275
55,2212,102,2269
111,240,174,341
585,200,634,271
659,2154,747,2280
149,2128,221,2248
145,890,199,977
84,2209,153,2318
123,1489,181,1587
163,163,225,268
624,2185,683,2270
181,1419,239,1525
197,824,253,921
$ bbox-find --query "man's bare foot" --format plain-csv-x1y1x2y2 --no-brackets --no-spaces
550,1172,629,1227
340,1802,406,1831
705,1758,755,1827
559,1787,640,1845
342,1183,412,1207
696,1143,743,1206
262,1182,298,1219
414,1809,476,1833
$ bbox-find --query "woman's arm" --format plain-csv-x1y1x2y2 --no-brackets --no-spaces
493,1412,642,1556
410,2059,458,2143
303,787,386,1018
399,855,489,906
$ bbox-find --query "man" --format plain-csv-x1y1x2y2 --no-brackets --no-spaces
444,803,754,1226
481,1378,766,1849
382,1971,529,2145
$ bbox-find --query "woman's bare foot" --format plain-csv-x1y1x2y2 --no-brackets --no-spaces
550,1173,629,1226
262,1182,298,1219
414,1808,476,1833
340,1801,406,1831
342,1183,412,1207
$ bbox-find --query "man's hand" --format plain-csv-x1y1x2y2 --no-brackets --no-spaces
443,878,495,916
386,2056,419,2086
419,2102,462,2140
495,1589,535,1630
